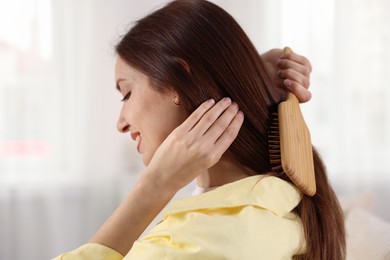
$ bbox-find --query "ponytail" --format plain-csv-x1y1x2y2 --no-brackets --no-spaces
293,149,346,259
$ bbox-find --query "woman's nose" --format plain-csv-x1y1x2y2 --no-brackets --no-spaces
117,106,130,133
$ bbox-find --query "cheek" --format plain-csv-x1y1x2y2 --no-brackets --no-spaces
142,112,187,166
145,111,186,152
141,131,166,166
149,121,175,148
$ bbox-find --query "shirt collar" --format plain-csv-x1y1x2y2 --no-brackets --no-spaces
191,185,218,196
164,175,302,218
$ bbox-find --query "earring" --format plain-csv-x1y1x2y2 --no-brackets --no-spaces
174,97,182,105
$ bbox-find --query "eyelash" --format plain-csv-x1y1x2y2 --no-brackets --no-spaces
121,91,131,102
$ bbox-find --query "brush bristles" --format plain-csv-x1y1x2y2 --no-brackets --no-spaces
269,111,284,174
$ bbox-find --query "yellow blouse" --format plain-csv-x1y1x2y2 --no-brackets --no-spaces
54,175,306,260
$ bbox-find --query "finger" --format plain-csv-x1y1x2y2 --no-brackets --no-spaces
279,52,312,73
178,99,216,132
279,68,310,89
190,97,232,135
284,79,312,103
203,102,240,142
213,111,244,155
277,59,311,77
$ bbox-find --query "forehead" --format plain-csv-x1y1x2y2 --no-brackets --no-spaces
114,56,170,95
115,57,138,78
115,56,148,90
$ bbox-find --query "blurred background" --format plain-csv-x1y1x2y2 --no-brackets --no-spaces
0,0,389,259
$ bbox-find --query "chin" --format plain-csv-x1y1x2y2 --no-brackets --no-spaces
141,146,159,167
142,157,149,166
142,154,152,166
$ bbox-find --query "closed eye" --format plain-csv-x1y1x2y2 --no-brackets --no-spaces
121,91,131,102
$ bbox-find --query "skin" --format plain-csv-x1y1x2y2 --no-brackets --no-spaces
115,47,313,188
116,57,250,188
116,57,188,165
89,49,312,256
262,48,312,102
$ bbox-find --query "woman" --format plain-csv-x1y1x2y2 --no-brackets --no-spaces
55,0,345,259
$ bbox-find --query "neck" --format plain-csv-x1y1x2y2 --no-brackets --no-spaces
196,156,251,188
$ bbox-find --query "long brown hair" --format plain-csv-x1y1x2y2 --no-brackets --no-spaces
116,0,345,259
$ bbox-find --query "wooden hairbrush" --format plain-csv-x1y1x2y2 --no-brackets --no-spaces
269,47,316,196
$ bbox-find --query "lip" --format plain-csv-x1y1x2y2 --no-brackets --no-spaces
136,137,142,153
130,131,140,141
130,131,142,153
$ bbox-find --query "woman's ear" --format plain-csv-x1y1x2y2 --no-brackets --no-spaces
168,88,182,105
173,96,182,105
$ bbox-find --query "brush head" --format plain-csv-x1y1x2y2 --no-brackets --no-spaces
269,46,316,196
278,93,316,196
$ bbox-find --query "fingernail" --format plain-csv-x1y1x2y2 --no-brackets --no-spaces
285,79,291,86
207,99,215,105
231,102,239,109
223,97,231,103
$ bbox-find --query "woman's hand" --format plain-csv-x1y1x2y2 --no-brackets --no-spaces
262,48,312,103
146,98,243,192
89,98,243,255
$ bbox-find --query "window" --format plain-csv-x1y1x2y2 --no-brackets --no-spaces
0,0,63,178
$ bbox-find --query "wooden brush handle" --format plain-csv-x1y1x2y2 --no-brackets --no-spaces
287,92,299,104
278,46,317,196
283,46,293,55
283,47,300,107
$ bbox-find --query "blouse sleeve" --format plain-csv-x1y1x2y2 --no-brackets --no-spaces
53,243,123,260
